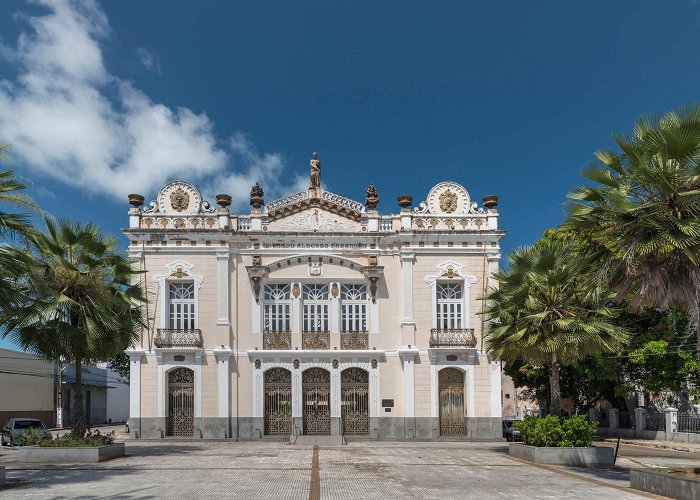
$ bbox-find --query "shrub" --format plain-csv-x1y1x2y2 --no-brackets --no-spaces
14,429,51,446
514,415,597,447
38,429,116,448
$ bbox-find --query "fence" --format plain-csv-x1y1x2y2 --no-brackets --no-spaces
618,411,634,429
677,412,700,433
645,412,666,432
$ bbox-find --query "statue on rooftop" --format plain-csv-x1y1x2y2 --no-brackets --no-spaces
310,152,321,189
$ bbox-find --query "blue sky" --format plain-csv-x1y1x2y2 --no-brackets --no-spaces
1,1,700,352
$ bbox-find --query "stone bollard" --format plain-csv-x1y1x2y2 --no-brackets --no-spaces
634,407,646,436
664,407,678,438
608,408,619,431
587,408,597,423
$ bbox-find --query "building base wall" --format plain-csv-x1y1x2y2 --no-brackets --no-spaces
130,416,503,440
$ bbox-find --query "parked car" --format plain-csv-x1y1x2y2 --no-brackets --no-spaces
1,418,52,446
502,419,522,442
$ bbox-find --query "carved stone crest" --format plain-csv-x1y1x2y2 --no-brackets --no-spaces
254,359,261,369
439,190,458,213
331,283,339,298
293,359,300,369
309,262,322,276
292,283,300,298
170,266,188,278
171,188,190,212
332,359,339,369
371,359,378,369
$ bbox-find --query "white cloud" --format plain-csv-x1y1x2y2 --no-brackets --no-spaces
135,47,160,74
0,0,298,209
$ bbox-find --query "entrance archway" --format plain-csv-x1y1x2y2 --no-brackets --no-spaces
341,368,369,435
438,368,465,436
264,368,292,435
302,368,331,435
168,367,194,436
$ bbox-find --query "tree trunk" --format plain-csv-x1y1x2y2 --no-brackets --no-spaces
549,351,561,417
71,359,87,438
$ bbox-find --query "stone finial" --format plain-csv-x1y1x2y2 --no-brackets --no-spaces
365,183,379,210
483,195,499,209
216,194,232,208
397,194,413,209
128,194,145,207
250,182,264,209
310,152,321,189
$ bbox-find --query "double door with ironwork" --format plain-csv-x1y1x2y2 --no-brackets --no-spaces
168,368,194,436
302,368,331,435
439,368,465,436
341,368,369,435
264,368,292,435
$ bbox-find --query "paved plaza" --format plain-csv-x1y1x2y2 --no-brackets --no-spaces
0,440,674,499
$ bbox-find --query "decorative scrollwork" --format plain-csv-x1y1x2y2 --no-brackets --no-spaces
429,328,477,348
155,329,202,348
169,367,194,384
302,367,330,384
265,367,292,384
265,191,309,212
321,191,365,213
341,367,368,384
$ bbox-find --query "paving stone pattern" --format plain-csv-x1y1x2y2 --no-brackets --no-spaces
0,442,648,499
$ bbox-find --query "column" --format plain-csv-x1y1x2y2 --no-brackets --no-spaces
634,407,646,435
664,407,678,438
489,359,502,417
292,366,303,435
400,251,415,346
214,349,232,418
608,408,619,431
216,250,230,326
331,365,341,435
401,352,415,418
127,350,144,438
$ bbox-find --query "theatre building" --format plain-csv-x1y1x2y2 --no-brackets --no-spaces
124,153,504,440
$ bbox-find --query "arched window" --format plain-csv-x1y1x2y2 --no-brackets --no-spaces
436,283,463,329
169,282,195,329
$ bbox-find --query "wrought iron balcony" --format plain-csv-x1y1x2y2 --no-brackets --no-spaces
302,330,330,349
155,329,203,348
263,330,292,350
429,328,477,348
341,331,369,350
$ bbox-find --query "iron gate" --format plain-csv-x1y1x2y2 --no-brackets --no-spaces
439,368,465,436
168,367,194,436
341,368,369,435
302,368,331,435
264,368,292,435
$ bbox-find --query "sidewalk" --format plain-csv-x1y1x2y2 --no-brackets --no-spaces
603,436,700,453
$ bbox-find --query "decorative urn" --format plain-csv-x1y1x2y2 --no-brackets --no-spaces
365,183,379,210
482,195,499,209
216,194,232,207
128,194,144,207
397,194,413,209
250,182,264,210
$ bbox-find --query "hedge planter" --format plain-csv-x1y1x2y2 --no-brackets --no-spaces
17,443,125,463
630,468,700,500
509,443,614,468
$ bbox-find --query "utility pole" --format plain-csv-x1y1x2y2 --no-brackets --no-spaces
56,358,63,428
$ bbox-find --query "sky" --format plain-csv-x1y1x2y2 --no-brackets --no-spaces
1,0,700,352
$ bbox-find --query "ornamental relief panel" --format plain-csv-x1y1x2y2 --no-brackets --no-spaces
143,181,215,215
268,208,361,232
414,181,484,215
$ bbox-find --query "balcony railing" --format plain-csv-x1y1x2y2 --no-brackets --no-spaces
263,330,292,350
341,331,369,350
155,329,203,348
302,330,330,349
429,328,477,348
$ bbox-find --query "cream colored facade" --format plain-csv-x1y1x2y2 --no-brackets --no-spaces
125,161,504,440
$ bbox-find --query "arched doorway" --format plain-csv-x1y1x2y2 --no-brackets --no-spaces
302,368,331,435
168,367,194,436
341,368,369,435
439,368,465,436
264,368,292,435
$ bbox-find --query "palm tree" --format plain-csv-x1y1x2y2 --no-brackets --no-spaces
0,219,144,437
564,105,700,380
481,239,629,415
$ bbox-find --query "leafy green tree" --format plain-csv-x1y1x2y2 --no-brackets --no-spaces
482,238,629,415
565,105,700,380
0,219,144,437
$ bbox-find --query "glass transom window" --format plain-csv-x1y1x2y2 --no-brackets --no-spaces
436,282,463,329
264,284,291,332
169,282,195,329
303,284,329,332
341,284,367,332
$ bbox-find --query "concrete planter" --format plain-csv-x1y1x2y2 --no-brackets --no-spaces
17,443,125,463
630,468,700,500
509,443,614,468
0,466,5,486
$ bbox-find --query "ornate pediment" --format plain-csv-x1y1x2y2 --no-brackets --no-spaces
414,181,484,215
265,187,365,229
143,181,215,215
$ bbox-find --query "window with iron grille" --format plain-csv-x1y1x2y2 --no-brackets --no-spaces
264,284,291,331
341,284,367,332
436,282,463,329
303,284,329,331
169,282,196,329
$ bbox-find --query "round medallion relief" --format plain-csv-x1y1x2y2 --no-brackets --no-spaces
425,182,471,215
157,181,202,214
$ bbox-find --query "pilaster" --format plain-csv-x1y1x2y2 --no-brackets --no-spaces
216,250,231,326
